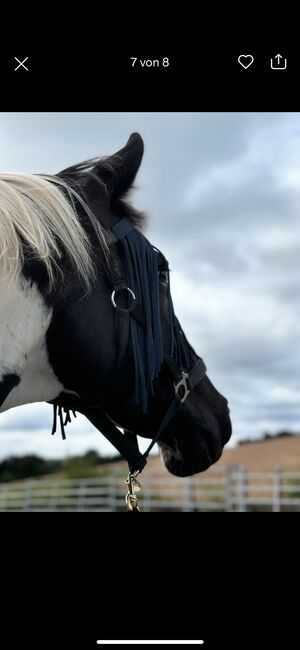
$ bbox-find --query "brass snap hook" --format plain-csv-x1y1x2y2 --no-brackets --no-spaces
125,470,142,511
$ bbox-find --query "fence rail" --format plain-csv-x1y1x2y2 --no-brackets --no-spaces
1,465,300,511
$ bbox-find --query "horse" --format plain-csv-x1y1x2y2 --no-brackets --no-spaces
0,133,232,503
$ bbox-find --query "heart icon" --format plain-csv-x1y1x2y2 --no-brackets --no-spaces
238,55,254,69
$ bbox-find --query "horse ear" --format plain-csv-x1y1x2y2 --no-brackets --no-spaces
96,133,144,198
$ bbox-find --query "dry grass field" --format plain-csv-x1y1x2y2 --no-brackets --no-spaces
216,435,300,472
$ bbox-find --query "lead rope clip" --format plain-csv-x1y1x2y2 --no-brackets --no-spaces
125,471,142,511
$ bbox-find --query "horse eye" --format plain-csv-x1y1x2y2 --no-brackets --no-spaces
159,271,168,286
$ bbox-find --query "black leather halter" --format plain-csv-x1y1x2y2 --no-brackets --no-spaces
51,218,207,481
99,217,207,475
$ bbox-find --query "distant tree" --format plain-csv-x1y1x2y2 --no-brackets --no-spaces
63,455,98,479
276,430,295,438
82,450,101,465
237,430,299,446
0,455,61,483
0,450,121,483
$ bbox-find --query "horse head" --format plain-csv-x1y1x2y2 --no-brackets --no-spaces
0,133,231,478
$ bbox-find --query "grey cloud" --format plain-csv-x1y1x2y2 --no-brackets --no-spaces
0,404,52,431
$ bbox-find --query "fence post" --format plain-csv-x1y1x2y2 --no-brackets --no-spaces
141,482,152,512
184,476,194,512
77,480,87,511
23,480,34,511
238,466,247,512
108,477,118,512
0,486,8,512
273,466,282,512
48,482,59,511
225,466,234,512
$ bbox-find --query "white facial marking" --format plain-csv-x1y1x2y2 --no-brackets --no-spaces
0,277,63,412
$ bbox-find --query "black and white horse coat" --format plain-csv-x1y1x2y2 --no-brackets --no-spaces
0,134,232,477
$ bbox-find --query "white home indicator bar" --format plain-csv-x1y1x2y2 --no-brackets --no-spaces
97,642,204,645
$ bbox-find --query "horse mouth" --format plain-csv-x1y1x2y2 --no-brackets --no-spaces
158,437,214,477
157,406,232,477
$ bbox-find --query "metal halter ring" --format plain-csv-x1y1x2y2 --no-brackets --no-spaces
111,287,136,311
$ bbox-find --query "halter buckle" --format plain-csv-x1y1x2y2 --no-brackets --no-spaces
175,371,191,403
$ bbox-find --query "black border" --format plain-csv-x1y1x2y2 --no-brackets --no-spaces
2,514,295,649
0,40,296,111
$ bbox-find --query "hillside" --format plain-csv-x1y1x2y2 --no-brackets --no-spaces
134,434,300,476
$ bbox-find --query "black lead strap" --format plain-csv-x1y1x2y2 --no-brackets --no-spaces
139,394,182,462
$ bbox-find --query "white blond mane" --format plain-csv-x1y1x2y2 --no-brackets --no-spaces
0,173,108,289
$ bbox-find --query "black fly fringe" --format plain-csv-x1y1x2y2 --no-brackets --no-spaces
113,218,164,412
50,216,174,437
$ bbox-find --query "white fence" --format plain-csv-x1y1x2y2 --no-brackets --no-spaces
1,465,300,511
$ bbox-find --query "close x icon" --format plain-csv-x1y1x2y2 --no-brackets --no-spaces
14,57,29,71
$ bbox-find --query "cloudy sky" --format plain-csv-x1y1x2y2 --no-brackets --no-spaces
0,112,299,460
